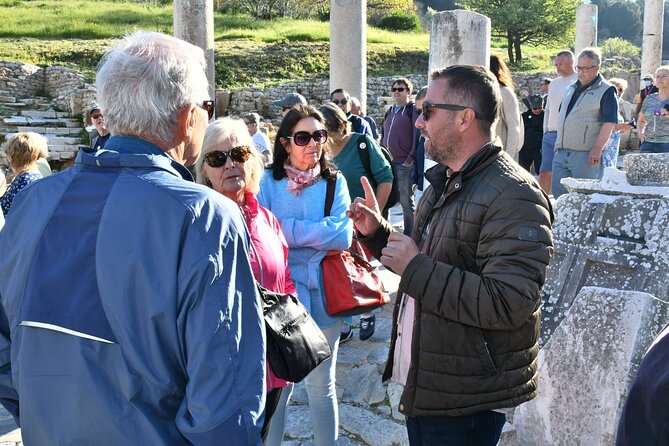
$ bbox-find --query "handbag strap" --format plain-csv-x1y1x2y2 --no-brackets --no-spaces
324,177,336,217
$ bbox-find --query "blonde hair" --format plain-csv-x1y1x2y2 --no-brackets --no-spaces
608,78,628,92
655,65,669,77
4,132,47,170
195,118,264,195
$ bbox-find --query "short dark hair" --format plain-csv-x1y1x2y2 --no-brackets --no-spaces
392,77,413,94
271,104,337,181
540,78,552,85
415,86,428,101
430,65,500,134
330,88,350,100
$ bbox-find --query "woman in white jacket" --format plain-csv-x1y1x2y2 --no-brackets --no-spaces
490,55,524,161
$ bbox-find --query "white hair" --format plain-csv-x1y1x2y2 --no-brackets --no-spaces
96,31,210,145
196,118,264,195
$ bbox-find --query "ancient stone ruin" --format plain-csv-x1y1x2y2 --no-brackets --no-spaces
512,154,669,445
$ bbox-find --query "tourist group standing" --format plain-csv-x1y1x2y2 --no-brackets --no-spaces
2,27,667,446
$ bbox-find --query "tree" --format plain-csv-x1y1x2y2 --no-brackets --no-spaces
596,0,642,45
458,0,580,64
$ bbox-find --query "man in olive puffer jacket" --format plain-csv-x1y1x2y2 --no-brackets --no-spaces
348,65,554,445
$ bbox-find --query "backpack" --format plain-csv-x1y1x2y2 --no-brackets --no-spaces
356,134,399,212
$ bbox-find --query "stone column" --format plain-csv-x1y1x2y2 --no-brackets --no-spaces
330,0,367,112
641,0,665,77
429,9,490,72
575,4,598,54
174,0,215,101
423,10,490,181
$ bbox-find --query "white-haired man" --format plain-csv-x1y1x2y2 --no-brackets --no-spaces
0,31,265,445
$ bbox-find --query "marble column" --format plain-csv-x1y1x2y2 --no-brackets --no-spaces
429,9,490,72
174,0,215,102
575,4,598,55
330,0,367,113
641,0,665,77
423,10,490,180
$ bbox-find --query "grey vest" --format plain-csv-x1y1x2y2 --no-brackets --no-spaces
556,76,614,151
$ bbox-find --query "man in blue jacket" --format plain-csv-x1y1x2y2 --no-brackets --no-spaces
0,31,265,445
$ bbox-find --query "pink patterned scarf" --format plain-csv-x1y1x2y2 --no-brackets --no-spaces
284,162,321,195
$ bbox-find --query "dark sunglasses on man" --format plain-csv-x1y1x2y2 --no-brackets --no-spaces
198,100,215,120
204,146,251,168
332,99,348,105
287,129,328,146
420,102,482,121
391,87,406,92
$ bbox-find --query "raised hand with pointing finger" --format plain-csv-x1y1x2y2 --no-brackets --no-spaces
346,175,383,237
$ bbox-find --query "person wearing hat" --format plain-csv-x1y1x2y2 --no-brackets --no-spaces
244,112,272,165
519,94,545,175
87,104,110,152
273,92,307,118
635,73,659,117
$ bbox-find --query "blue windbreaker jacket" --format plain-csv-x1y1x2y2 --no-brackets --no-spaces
0,136,265,445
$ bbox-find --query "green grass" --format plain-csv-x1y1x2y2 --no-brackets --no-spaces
0,0,429,46
0,0,561,87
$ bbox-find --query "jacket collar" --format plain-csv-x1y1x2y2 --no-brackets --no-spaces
76,135,194,182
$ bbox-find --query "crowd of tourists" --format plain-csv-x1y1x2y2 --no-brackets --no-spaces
0,30,665,445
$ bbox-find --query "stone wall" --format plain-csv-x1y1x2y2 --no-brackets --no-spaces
0,61,95,115
0,61,45,99
44,66,93,115
217,74,429,123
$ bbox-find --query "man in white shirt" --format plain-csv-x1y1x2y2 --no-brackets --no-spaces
541,51,577,194
244,113,272,165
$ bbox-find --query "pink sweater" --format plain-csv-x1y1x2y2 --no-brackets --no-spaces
242,192,296,390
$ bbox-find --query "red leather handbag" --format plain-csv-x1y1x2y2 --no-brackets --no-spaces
321,177,389,317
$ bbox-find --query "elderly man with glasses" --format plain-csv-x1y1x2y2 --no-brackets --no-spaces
347,64,553,445
0,31,264,445
551,47,619,198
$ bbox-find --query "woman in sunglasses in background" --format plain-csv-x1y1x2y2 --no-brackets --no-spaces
258,105,353,446
195,117,296,445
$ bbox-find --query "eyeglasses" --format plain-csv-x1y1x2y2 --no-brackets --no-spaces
576,65,597,72
204,146,251,168
91,114,103,120
391,87,406,92
198,100,215,120
332,99,348,105
420,102,482,121
287,129,328,146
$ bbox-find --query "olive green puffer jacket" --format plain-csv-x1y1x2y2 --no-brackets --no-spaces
365,143,553,417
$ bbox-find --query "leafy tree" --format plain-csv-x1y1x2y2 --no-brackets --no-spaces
458,0,580,64
597,0,642,45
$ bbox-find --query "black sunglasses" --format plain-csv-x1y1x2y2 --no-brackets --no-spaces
287,129,328,146
332,99,348,105
391,87,406,92
204,146,251,168
198,100,215,120
421,102,482,121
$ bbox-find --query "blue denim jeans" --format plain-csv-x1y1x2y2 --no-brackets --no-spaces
551,149,604,198
406,411,506,446
540,131,557,173
303,322,341,446
640,141,669,153
394,162,415,235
